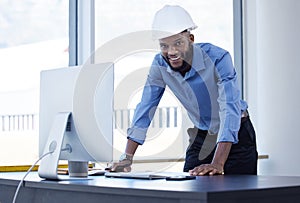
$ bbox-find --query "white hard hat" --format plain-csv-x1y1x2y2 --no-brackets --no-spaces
152,5,197,40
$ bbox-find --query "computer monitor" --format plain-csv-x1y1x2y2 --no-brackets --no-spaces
38,63,114,180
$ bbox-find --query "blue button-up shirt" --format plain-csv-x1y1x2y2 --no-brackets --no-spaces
127,43,247,145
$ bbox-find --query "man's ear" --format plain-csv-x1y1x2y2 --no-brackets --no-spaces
189,34,194,42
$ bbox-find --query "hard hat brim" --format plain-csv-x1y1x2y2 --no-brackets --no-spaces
152,26,197,40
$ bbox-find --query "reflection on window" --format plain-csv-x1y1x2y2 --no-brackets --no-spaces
0,0,69,166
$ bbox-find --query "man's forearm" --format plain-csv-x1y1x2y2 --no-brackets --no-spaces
211,142,232,168
125,139,139,155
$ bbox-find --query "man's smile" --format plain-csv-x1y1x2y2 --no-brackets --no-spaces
168,55,180,61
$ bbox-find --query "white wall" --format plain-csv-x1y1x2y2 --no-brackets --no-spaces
243,0,300,176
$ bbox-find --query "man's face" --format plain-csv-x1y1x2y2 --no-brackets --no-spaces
159,32,194,69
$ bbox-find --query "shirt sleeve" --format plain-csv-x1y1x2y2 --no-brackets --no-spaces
215,52,241,144
127,57,166,145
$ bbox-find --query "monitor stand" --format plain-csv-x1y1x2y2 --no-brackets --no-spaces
38,112,89,180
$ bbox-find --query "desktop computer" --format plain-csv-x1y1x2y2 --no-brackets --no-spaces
38,63,114,179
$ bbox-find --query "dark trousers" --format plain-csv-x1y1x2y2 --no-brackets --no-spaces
183,116,258,175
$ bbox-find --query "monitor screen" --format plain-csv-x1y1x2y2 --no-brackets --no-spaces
38,63,114,179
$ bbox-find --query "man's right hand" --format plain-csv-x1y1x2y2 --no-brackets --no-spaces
105,153,133,172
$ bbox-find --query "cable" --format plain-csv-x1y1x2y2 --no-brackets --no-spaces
12,151,53,203
12,144,72,203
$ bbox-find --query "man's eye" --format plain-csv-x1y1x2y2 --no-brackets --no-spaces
160,44,168,50
175,41,183,46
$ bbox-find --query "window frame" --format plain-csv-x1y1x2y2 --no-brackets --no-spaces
69,0,95,66
233,0,244,97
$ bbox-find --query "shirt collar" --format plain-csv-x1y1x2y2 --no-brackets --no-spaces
191,44,206,71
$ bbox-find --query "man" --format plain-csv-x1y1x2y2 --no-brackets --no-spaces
109,5,257,175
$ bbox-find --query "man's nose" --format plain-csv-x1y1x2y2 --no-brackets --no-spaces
167,45,178,55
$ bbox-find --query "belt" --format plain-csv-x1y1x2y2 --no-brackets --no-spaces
241,110,248,118
241,110,249,122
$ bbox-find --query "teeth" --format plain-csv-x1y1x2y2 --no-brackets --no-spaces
169,56,180,61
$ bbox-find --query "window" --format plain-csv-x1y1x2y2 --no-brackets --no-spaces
0,0,69,166
0,0,237,170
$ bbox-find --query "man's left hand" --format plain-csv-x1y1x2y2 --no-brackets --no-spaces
189,163,224,176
